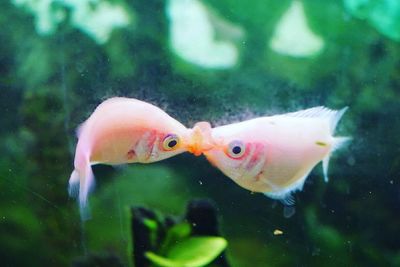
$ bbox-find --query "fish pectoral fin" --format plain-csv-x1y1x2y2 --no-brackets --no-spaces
264,191,295,206
283,205,296,218
264,191,296,218
280,194,295,206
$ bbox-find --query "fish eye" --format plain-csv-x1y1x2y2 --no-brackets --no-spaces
227,140,245,158
162,134,180,151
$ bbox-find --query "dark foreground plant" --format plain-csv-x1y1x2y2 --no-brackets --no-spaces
131,199,230,267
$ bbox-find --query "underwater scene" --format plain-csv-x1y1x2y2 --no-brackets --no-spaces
1,0,400,266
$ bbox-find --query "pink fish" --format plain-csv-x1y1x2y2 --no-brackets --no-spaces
189,107,350,205
69,97,190,218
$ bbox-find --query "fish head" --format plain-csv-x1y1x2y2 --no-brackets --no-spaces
136,118,192,163
136,119,216,163
201,123,267,183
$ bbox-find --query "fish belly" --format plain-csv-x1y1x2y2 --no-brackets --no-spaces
90,131,140,165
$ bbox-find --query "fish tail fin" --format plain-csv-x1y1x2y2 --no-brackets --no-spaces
332,136,352,152
329,106,348,135
322,106,350,182
68,170,80,198
322,155,330,182
322,136,351,182
68,151,95,221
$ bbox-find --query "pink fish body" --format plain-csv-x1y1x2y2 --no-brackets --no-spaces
193,107,350,204
69,97,189,217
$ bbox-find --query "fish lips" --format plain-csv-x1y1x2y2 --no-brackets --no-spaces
185,121,216,156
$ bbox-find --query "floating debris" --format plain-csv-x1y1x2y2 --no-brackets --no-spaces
273,229,284,235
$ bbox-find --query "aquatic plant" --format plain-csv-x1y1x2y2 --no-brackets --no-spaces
344,0,400,41
145,231,227,267
1,0,400,266
131,200,229,267
12,0,131,43
270,0,324,57
166,0,243,69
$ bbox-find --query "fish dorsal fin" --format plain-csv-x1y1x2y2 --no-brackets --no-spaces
284,106,334,118
282,106,348,134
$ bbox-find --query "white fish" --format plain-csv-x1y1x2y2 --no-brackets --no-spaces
69,97,191,219
189,107,350,205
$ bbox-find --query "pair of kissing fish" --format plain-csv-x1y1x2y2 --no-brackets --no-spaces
69,97,350,218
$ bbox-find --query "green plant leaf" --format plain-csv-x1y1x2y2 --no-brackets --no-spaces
146,236,227,267
168,222,192,240
143,218,158,231
145,252,177,267
160,222,192,254
168,236,227,263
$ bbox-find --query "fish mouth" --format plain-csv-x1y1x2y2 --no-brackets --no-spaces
185,121,215,156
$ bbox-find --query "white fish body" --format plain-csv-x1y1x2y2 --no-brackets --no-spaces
201,107,350,204
69,97,190,219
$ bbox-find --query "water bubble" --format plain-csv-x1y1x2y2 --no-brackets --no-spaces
347,156,356,166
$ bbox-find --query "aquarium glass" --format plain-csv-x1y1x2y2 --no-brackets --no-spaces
1,0,399,266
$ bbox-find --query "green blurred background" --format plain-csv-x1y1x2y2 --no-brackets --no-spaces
1,0,399,266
